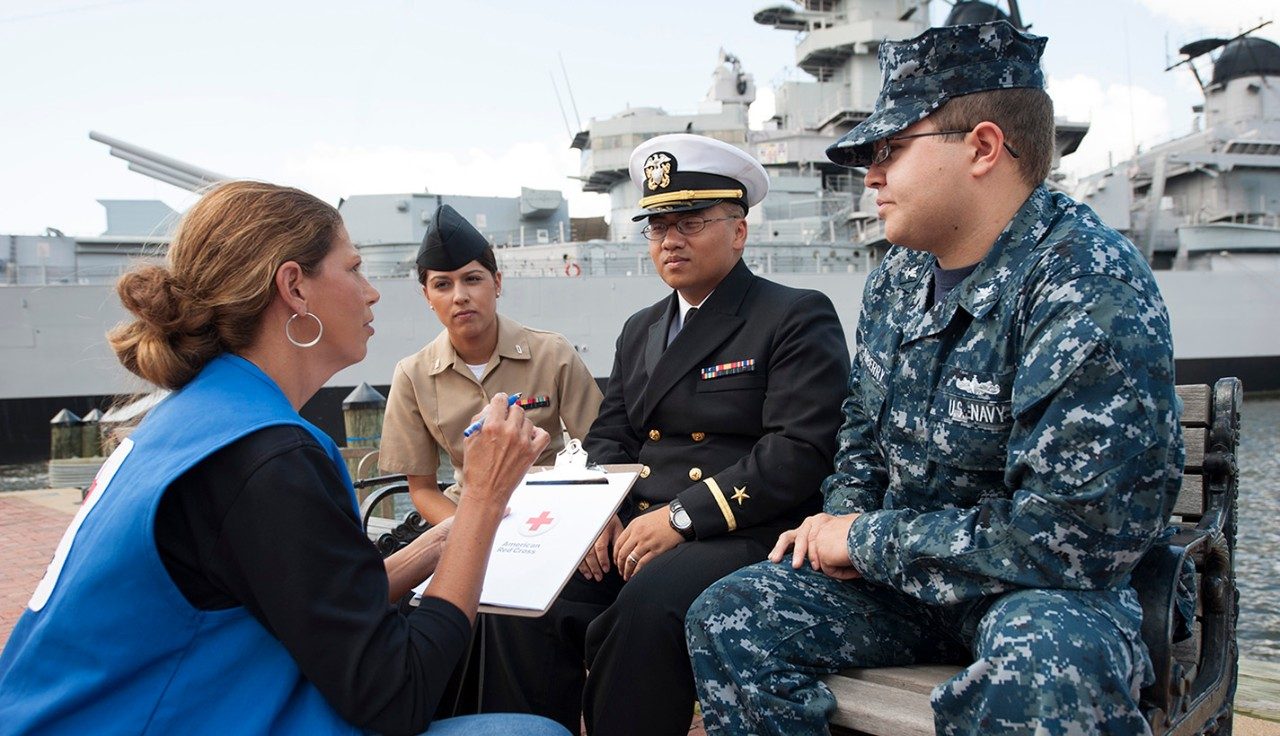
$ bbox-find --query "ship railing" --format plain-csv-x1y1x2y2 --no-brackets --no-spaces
772,83,856,129
852,218,887,246
1188,210,1280,228
6,263,134,286
482,249,879,278
824,173,860,194
761,199,853,222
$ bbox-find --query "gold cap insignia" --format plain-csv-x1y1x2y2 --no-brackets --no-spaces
643,152,673,192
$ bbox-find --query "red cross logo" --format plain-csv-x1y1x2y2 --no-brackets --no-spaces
520,510,558,537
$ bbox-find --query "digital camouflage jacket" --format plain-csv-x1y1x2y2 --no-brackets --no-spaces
825,185,1184,605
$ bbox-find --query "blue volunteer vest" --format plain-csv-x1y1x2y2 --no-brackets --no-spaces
0,354,364,735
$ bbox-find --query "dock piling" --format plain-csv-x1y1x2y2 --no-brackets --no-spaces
81,408,104,458
49,409,83,460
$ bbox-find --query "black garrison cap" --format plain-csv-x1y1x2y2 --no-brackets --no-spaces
416,204,489,273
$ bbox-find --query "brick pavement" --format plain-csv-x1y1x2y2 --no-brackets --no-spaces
0,491,78,648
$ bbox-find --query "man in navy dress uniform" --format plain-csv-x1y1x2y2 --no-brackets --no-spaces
483,133,850,735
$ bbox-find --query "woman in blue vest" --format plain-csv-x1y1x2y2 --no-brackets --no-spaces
0,181,568,736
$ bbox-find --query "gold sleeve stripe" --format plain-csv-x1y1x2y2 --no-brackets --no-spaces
638,189,744,209
705,478,737,532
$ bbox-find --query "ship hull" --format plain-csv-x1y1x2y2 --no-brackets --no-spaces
3,269,1277,462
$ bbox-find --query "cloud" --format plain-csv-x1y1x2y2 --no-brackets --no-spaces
1133,0,1276,36
1049,74,1176,179
749,87,777,130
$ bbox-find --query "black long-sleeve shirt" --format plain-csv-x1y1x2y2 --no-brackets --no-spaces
154,424,470,736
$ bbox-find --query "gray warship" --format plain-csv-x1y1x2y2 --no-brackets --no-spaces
2,0,1278,462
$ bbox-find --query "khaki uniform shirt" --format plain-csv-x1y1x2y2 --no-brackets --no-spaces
379,314,602,484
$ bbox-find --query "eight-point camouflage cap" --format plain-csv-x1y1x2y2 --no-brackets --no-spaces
826,20,1048,168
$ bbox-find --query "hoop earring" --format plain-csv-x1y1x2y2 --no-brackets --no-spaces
286,312,323,348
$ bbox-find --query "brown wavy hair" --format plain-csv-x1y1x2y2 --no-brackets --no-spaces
108,180,342,389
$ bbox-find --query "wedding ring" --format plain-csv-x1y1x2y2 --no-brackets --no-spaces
627,554,639,565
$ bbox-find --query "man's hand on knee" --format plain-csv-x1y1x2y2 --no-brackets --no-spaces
769,512,862,580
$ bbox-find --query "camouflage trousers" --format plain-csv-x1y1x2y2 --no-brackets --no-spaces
686,561,1154,735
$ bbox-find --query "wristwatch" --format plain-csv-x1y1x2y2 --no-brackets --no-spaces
668,499,695,541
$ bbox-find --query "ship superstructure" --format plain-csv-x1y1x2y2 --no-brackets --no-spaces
2,1,1277,463
1076,27,1280,271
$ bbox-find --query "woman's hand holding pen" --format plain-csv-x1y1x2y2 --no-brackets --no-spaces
460,393,549,511
424,393,548,621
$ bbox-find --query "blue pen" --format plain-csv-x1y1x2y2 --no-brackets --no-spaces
463,393,523,438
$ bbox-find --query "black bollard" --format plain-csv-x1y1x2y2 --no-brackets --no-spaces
81,408,104,458
50,409,83,460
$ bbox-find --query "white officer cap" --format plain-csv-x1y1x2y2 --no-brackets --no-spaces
628,133,769,221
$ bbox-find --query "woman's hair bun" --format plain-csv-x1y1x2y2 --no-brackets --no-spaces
109,264,220,389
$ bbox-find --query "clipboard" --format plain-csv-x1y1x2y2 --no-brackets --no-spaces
413,461,640,617
477,463,639,616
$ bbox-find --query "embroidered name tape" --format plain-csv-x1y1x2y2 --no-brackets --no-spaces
517,395,551,409
700,358,755,380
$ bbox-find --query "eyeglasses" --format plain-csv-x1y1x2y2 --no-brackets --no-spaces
870,129,1021,166
641,216,741,241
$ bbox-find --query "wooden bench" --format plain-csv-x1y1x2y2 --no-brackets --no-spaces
824,378,1243,736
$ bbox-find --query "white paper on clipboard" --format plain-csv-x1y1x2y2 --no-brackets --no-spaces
413,464,639,616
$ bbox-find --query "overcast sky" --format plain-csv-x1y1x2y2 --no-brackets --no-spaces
1,0,1275,235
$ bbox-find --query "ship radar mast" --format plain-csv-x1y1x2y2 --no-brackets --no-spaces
1165,20,1277,132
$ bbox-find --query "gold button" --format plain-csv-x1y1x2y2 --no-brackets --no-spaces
637,500,651,511
648,429,662,442
691,432,706,442
639,465,651,479
689,467,702,481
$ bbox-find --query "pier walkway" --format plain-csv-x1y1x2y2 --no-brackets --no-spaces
1,488,82,643
0,488,1274,733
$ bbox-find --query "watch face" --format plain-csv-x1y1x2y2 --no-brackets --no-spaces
674,507,691,529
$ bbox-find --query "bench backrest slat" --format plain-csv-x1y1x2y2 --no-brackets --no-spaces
1171,389,1210,522
1175,385,1210,426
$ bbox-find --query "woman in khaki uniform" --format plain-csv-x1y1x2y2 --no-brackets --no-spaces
380,205,602,524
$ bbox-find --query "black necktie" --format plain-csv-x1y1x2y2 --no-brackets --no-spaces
683,307,698,330
668,307,698,348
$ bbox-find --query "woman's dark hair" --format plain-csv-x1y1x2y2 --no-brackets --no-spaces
417,245,499,284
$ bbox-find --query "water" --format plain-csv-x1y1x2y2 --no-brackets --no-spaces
1235,397,1280,662
0,461,47,492
3,398,1279,661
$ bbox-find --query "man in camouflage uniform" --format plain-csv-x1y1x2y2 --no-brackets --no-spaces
685,21,1183,736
